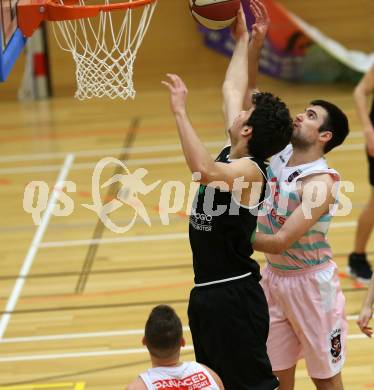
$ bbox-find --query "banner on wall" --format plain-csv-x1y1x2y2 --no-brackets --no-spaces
200,0,374,83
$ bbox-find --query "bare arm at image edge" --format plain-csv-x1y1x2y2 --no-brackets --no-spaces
354,64,374,157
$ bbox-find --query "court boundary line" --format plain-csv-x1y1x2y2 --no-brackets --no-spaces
39,232,189,249
0,154,75,339
0,143,365,175
0,326,191,343
38,222,356,249
0,141,222,164
0,156,187,175
76,117,140,294
0,333,367,362
0,317,361,344
0,346,195,362
0,130,364,164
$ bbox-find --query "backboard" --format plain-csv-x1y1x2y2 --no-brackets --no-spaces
0,0,26,81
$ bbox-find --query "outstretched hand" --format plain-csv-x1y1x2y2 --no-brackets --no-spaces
162,74,188,115
250,0,270,46
231,4,248,41
357,305,373,337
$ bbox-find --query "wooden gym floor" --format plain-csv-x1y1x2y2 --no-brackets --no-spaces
0,74,373,389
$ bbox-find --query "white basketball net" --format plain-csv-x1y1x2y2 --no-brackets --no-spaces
53,0,157,100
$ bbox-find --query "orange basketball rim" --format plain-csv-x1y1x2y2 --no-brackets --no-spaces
17,0,157,37
16,0,158,100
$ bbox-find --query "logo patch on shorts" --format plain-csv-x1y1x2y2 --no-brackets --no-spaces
329,328,342,363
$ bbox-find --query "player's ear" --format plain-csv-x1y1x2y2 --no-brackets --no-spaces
180,337,186,347
319,130,332,144
241,125,253,137
142,336,146,346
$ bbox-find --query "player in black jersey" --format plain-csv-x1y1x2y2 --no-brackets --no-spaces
163,1,293,389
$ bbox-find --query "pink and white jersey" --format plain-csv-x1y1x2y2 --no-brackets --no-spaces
139,361,220,390
258,144,340,271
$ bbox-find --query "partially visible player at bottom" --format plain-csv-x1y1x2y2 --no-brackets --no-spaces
126,305,224,390
253,101,350,390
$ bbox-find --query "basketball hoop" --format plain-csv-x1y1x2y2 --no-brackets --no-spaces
17,0,157,99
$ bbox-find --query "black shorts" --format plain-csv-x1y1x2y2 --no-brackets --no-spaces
188,276,279,390
367,151,374,186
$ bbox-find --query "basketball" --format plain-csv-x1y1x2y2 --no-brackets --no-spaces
189,0,241,30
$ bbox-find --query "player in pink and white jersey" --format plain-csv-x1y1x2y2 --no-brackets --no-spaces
222,0,350,386
253,100,350,389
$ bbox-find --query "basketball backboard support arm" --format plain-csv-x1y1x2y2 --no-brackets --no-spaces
0,29,26,81
0,0,26,82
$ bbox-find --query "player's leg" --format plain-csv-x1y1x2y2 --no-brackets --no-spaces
288,264,347,385
189,277,279,390
311,372,344,390
348,153,374,282
187,288,210,365
224,276,279,390
261,266,301,390
273,366,296,390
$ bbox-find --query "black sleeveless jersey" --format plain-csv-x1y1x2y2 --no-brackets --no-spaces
189,146,267,284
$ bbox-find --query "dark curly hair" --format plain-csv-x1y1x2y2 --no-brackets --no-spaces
246,92,293,160
310,99,349,153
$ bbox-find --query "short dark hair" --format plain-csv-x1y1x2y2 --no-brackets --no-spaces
144,305,183,358
310,99,349,153
247,92,293,160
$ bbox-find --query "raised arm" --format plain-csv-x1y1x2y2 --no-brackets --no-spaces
353,64,374,156
222,4,250,132
222,0,270,132
162,73,260,189
243,0,270,110
253,174,336,254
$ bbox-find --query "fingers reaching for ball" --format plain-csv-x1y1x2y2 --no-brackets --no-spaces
231,3,249,40
162,73,188,93
250,0,270,45
162,74,189,115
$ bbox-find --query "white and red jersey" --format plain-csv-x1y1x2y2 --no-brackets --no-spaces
139,361,220,390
